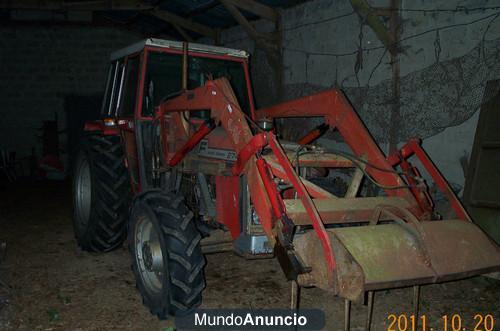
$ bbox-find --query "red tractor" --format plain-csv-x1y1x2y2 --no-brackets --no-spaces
72,38,500,325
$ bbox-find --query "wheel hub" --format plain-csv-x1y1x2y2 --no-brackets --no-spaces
142,241,163,272
75,157,92,228
134,215,164,294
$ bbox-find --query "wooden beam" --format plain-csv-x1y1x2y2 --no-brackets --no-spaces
349,0,394,54
220,0,259,40
388,0,401,152
172,23,194,42
223,0,278,22
0,0,153,10
372,7,392,18
187,0,220,17
151,9,217,40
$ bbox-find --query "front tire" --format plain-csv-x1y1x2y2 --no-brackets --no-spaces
73,134,131,252
129,190,206,319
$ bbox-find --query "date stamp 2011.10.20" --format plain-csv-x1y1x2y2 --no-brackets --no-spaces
386,313,495,331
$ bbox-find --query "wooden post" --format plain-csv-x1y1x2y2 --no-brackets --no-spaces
388,0,401,153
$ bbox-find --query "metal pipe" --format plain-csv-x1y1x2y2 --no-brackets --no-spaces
290,280,300,309
181,41,190,132
168,120,215,167
344,299,351,331
298,123,329,146
365,291,374,331
182,41,188,90
413,285,420,330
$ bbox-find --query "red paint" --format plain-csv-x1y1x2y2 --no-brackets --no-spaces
168,121,214,167
232,132,269,175
298,123,329,145
257,90,415,204
399,158,433,213
83,121,120,136
134,49,148,119
215,176,241,239
122,53,143,192
268,135,336,271
84,121,105,132
256,158,285,220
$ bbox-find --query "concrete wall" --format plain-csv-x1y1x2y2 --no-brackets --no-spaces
216,0,500,190
0,25,141,160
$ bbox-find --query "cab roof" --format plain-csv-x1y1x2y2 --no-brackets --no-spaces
110,38,249,61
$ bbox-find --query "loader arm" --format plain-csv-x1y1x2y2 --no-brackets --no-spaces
158,78,500,302
256,89,433,217
157,79,276,241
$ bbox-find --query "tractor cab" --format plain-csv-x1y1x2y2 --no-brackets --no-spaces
101,38,253,120
96,39,254,191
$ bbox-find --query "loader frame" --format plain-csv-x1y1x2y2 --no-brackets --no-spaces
155,76,475,285
82,40,499,325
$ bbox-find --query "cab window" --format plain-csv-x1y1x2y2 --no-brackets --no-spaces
119,55,140,117
143,52,182,117
101,59,124,116
142,51,250,117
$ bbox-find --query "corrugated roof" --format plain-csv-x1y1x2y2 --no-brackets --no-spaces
100,0,310,40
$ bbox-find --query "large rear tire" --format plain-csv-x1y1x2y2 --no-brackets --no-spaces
129,191,205,319
73,134,131,252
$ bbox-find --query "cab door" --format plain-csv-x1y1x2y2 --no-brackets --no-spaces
116,54,142,192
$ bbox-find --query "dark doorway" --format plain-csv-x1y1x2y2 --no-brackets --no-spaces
464,80,500,244
64,94,103,171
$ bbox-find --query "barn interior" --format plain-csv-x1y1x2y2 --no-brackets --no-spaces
0,0,499,330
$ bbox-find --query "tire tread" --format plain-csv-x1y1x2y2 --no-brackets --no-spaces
131,191,205,318
74,134,130,252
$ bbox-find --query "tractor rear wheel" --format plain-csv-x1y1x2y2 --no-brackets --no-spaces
129,191,205,319
73,134,131,252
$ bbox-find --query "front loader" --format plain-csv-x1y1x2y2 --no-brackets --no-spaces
72,39,500,327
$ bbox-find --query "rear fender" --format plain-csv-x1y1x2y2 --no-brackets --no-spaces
84,120,120,136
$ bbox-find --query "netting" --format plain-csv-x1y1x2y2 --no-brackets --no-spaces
283,38,500,143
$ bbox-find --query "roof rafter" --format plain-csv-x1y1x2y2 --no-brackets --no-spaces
222,0,278,22
0,0,153,10
186,0,220,17
0,0,279,42
220,0,259,41
219,0,275,44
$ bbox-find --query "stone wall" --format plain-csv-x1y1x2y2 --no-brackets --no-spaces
0,26,141,158
216,0,500,188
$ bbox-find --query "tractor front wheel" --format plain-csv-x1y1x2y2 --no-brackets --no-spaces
73,134,131,252
129,191,206,319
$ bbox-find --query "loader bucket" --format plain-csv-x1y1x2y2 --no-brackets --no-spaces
294,219,500,301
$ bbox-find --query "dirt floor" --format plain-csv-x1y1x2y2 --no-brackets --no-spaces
0,181,498,330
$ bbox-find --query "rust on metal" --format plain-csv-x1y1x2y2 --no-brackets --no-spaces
284,197,417,225
294,219,500,301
